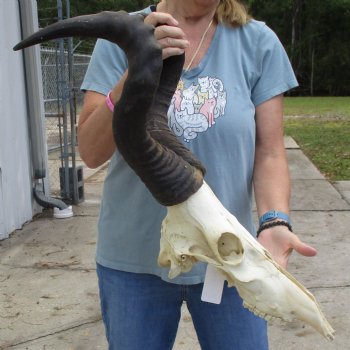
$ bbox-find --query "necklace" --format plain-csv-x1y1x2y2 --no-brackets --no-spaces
185,18,213,71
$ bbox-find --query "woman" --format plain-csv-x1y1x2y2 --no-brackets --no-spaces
79,1,317,348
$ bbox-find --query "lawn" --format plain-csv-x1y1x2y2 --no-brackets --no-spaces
284,96,350,118
283,97,350,181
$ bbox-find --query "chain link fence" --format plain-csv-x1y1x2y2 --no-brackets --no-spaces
41,46,91,196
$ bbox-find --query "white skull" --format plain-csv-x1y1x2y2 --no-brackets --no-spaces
158,182,335,340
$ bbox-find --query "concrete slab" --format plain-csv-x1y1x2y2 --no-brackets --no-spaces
73,182,103,217
284,136,300,149
0,216,98,270
286,211,350,287
333,181,350,204
6,305,197,350
332,181,350,192
84,164,109,184
291,180,350,210
70,199,102,217
253,179,350,212
287,149,324,180
174,305,199,350
9,320,107,350
268,288,349,350
0,178,101,348
83,180,104,200
0,266,101,348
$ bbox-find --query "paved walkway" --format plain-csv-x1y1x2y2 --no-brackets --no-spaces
0,137,349,349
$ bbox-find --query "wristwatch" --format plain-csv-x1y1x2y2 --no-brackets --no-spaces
259,210,290,226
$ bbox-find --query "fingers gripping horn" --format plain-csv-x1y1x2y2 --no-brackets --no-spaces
14,11,205,206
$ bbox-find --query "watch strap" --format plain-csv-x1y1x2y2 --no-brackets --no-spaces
259,210,290,226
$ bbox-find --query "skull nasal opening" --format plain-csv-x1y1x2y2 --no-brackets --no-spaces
217,232,244,264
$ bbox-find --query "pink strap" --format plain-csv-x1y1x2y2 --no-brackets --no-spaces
106,91,115,113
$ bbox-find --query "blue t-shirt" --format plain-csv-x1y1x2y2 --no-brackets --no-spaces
81,7,298,284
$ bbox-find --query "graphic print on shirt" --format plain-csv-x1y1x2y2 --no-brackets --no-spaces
168,76,227,142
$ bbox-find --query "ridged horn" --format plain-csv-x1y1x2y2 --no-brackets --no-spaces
14,11,205,206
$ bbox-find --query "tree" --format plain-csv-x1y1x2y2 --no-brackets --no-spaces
248,0,350,95
37,0,350,94
37,0,156,53
37,0,156,26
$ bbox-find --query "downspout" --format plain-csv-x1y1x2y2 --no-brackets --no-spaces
17,0,72,218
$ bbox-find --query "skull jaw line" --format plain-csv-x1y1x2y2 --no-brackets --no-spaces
158,182,335,340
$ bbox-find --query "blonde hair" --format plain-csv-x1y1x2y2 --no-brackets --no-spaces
215,0,251,27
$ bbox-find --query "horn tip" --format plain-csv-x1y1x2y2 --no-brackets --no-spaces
13,43,22,51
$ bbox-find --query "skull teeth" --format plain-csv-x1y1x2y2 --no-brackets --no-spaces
243,302,278,322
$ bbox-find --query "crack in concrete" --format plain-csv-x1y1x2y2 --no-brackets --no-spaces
253,209,350,213
5,317,103,349
0,262,95,273
33,213,99,221
72,214,100,218
291,209,350,212
309,284,350,291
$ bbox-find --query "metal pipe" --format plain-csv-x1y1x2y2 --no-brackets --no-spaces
66,0,77,176
17,0,68,210
57,0,70,199
34,182,67,210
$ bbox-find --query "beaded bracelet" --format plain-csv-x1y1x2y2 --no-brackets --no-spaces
256,220,293,238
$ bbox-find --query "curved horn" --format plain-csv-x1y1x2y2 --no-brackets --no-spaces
14,11,205,206
114,53,206,206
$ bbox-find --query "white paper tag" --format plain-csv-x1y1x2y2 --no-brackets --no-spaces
201,264,225,304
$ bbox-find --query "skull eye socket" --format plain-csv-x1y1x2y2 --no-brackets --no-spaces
217,232,244,264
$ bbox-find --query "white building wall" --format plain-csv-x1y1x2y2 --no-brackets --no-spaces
0,0,36,239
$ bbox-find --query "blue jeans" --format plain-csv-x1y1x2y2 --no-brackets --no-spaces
97,264,268,350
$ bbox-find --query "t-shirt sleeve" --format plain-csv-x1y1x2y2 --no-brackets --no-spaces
251,24,298,106
80,38,128,96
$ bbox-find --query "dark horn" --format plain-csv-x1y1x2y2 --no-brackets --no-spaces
14,11,205,206
114,54,206,206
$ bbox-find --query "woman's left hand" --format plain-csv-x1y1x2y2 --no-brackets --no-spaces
257,225,317,269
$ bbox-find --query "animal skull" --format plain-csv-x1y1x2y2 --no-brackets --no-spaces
158,182,335,340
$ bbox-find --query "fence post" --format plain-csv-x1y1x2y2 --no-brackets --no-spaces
38,0,87,204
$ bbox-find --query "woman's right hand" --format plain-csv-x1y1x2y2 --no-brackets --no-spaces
144,12,189,59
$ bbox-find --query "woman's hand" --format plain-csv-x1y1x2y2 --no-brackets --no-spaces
144,12,189,59
257,225,317,269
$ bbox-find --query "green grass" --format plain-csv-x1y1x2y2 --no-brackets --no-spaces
284,96,350,118
283,97,350,181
